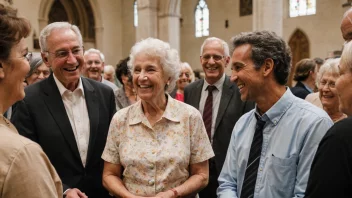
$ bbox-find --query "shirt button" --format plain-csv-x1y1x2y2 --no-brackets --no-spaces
149,164,155,169
148,180,155,186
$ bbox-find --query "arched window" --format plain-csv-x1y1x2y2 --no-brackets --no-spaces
289,0,316,18
134,0,138,27
195,0,209,38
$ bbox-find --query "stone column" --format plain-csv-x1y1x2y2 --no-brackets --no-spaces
158,13,181,52
253,0,283,36
136,0,158,41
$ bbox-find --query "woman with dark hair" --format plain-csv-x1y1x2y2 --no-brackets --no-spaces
0,4,62,197
114,57,138,111
291,58,317,99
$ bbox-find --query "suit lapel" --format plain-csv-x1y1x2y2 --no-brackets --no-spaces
82,78,99,166
42,75,82,164
214,76,234,132
191,80,204,109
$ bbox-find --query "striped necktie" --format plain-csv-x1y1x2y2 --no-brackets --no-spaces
202,85,216,140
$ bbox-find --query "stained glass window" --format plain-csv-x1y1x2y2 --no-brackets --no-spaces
134,0,138,27
289,0,316,18
195,0,209,37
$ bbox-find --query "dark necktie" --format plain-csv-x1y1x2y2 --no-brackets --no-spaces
240,114,266,198
203,85,216,140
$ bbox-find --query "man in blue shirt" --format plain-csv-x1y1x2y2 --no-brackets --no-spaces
217,31,333,198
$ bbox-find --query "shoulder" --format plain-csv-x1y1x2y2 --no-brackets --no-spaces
170,97,202,116
82,77,114,93
291,97,330,121
324,117,352,141
185,79,203,91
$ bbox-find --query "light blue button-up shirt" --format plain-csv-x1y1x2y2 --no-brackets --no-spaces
217,89,333,198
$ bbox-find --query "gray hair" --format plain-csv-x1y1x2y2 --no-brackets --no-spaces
231,30,292,85
128,37,180,93
26,52,44,78
84,48,105,62
39,22,83,52
180,62,195,82
316,58,340,87
104,65,115,74
200,37,230,57
340,41,352,72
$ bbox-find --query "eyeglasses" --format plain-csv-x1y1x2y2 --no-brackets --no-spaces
320,81,336,89
200,54,225,62
86,60,102,65
45,47,83,59
179,72,191,78
33,70,51,77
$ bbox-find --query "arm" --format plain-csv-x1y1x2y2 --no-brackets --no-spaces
305,122,352,198
103,161,139,198
2,143,63,198
217,126,239,198
293,117,333,198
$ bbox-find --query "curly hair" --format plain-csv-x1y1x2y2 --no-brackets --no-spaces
0,4,31,61
231,30,292,85
115,57,130,84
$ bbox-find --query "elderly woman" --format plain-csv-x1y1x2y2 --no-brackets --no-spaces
114,57,138,111
25,52,50,85
317,58,347,122
0,4,62,197
171,62,194,102
102,38,214,198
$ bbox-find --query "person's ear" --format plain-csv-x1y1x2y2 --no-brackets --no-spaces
262,58,274,77
41,52,50,67
0,62,5,80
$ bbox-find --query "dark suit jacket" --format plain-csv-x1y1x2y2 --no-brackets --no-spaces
184,76,254,176
11,75,116,198
290,81,311,99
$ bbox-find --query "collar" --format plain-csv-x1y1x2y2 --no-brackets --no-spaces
255,87,294,125
302,82,313,93
53,74,85,96
129,94,181,125
203,73,226,92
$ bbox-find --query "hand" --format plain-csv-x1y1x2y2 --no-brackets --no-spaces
65,188,88,198
155,190,176,198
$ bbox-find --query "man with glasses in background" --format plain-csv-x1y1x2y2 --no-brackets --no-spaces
11,22,116,198
184,37,254,198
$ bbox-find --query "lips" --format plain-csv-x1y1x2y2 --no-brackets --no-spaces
205,66,218,71
64,66,79,72
139,85,152,88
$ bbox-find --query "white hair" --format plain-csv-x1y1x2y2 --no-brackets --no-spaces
180,62,195,82
341,41,352,73
104,65,115,74
128,37,181,93
316,58,340,87
200,37,230,57
84,48,105,62
39,22,83,52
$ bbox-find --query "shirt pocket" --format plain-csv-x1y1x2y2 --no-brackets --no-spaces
267,154,297,194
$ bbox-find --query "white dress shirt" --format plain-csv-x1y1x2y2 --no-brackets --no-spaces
199,74,225,143
53,74,90,167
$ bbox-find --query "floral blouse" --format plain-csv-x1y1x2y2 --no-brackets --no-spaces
102,95,214,196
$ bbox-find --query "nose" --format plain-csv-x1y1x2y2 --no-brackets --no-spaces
208,56,216,64
38,72,44,79
66,51,78,65
230,70,238,82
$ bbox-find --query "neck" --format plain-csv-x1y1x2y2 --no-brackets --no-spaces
323,105,345,121
302,79,315,91
177,88,184,95
256,85,286,115
124,84,135,96
64,81,79,92
141,94,167,117
0,89,13,115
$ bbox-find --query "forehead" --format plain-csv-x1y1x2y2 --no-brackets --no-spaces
202,40,224,55
46,28,80,51
134,53,160,66
341,14,352,41
231,44,252,62
85,53,101,60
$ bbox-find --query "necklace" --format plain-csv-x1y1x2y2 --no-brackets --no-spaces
0,114,10,126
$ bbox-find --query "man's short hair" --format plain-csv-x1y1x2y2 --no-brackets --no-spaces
293,58,316,81
231,30,292,85
84,48,105,62
200,37,230,57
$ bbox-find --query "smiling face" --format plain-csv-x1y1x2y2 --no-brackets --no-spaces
0,38,30,105
200,40,229,85
177,66,192,90
26,63,50,85
42,28,83,91
132,53,168,102
84,52,104,81
319,72,339,110
230,44,263,102
336,62,352,116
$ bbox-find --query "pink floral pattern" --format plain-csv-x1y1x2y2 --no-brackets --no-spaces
102,95,214,196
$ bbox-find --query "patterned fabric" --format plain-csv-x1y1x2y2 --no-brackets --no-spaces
102,95,214,196
114,87,131,111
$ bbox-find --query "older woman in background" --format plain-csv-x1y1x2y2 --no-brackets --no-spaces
114,57,138,111
25,52,50,85
317,58,347,122
171,62,194,102
102,38,214,198
0,4,62,197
